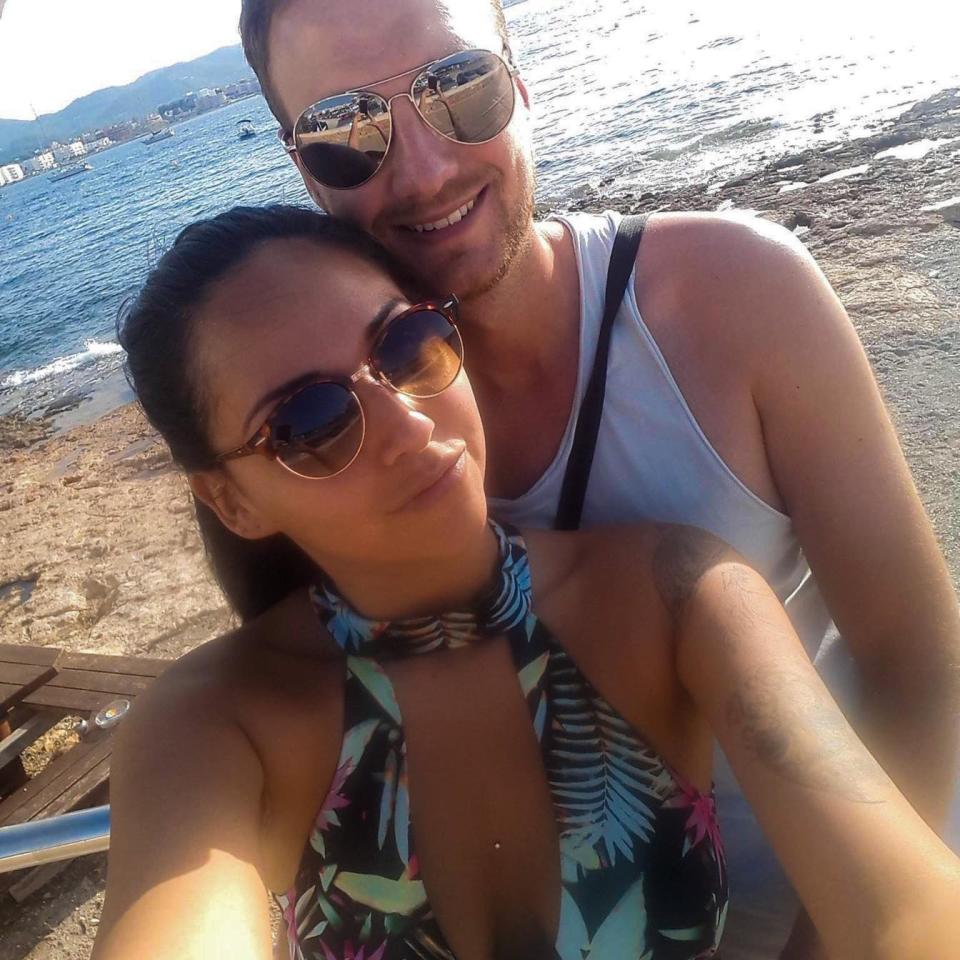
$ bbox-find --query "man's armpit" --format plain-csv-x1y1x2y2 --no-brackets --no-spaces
652,525,729,623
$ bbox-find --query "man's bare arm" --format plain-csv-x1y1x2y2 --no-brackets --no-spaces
733,217,959,825
654,526,960,959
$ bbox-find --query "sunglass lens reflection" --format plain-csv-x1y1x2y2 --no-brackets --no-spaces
295,50,514,189
414,50,515,144
296,92,392,189
377,310,462,398
273,383,364,478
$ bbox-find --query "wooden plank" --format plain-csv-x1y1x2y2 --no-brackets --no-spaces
0,645,61,667
0,685,27,707
24,754,112,824
0,666,58,714
18,686,114,714
9,860,73,904
0,717,27,800
0,713,60,769
43,669,152,697
9,761,109,903
0,663,54,687
0,737,113,826
8,704,73,728
59,651,168,678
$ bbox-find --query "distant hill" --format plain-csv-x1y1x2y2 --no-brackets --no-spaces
0,45,255,163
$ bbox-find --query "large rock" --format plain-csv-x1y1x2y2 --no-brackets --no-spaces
921,196,960,223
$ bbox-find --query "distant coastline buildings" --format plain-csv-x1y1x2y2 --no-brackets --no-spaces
0,162,25,185
0,76,262,184
52,140,87,163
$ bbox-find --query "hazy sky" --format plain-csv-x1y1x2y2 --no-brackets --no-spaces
2,0,957,122
0,0,242,119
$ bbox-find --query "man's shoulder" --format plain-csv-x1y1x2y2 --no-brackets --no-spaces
641,210,813,293
637,210,838,358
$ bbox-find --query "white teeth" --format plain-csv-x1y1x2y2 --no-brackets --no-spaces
410,198,476,233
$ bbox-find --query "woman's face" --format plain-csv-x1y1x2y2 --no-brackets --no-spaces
190,237,488,575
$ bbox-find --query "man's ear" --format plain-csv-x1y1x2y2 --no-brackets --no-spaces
188,470,278,541
289,150,330,213
515,74,531,111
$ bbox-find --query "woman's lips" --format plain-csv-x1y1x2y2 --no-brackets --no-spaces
391,443,467,513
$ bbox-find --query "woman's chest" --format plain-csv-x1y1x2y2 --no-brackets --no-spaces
264,639,725,959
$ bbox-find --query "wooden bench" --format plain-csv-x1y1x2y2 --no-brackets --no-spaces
0,643,168,900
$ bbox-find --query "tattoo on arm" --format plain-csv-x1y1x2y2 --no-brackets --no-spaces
654,527,890,803
728,668,891,804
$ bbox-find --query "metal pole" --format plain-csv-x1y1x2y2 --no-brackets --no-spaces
0,805,110,874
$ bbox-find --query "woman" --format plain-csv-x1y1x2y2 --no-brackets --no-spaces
92,206,959,960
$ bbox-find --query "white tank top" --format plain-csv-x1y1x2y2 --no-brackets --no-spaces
490,210,834,658
489,210,846,958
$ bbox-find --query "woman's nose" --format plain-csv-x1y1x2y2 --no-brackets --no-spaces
357,376,436,467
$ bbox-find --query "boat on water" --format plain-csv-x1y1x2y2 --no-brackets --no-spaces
237,119,257,140
143,128,175,145
50,163,92,183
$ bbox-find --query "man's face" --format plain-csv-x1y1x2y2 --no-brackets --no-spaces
268,0,536,302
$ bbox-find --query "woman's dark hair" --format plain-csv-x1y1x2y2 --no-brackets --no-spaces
118,204,421,622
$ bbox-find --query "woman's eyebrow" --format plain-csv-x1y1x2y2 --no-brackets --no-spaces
242,371,320,437
366,296,408,339
240,297,409,436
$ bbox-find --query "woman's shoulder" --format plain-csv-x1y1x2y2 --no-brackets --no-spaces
124,588,343,757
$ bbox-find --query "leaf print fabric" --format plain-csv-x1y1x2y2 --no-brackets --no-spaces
279,522,726,959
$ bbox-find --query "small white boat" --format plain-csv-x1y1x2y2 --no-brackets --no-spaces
237,119,257,140
143,128,175,145
50,163,92,182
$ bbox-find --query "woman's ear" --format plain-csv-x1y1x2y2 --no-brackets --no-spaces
188,470,278,541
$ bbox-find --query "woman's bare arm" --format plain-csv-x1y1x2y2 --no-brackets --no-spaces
92,664,272,960
654,525,960,960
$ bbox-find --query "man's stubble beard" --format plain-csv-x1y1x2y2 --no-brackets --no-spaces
457,159,537,304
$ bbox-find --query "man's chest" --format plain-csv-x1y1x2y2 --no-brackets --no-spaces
482,305,783,518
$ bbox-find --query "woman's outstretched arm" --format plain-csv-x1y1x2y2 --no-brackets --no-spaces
656,526,960,960
91,659,272,960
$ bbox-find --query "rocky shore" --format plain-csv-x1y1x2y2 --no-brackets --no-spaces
557,86,960,585
0,88,958,958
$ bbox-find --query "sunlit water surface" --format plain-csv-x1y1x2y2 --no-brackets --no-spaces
1,0,957,417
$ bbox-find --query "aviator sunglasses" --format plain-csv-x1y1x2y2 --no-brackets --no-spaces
281,48,518,190
215,298,463,480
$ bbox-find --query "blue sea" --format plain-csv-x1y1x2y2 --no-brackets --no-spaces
2,0,958,425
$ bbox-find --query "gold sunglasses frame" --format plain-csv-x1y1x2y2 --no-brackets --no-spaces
215,297,462,480
278,48,519,190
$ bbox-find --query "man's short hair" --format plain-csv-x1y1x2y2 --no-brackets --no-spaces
240,0,511,130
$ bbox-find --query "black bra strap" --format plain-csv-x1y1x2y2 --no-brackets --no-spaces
554,214,649,531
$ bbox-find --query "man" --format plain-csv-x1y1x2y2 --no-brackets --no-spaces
239,0,960,955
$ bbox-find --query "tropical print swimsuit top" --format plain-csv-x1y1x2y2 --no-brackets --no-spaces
278,522,727,960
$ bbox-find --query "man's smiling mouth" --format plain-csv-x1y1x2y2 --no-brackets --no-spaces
405,195,478,233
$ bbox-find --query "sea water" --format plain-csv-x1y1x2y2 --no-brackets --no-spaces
1,0,958,421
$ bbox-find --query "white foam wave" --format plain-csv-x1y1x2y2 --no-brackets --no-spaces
1,340,123,389
875,138,957,162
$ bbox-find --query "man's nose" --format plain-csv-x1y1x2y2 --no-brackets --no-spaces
358,375,436,467
384,95,461,207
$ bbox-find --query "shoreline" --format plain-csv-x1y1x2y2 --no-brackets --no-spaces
0,86,958,958
0,92,263,185
4,87,958,436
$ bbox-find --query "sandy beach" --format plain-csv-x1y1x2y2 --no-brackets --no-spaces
0,88,958,957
